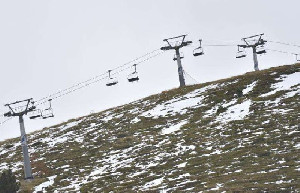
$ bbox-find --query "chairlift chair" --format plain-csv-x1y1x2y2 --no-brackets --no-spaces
106,79,118,86
42,110,54,119
29,109,42,120
256,45,266,55
106,70,118,86
193,39,204,57
236,46,247,58
295,54,300,62
173,52,184,61
128,73,139,82
127,64,139,83
193,48,204,57
41,99,54,119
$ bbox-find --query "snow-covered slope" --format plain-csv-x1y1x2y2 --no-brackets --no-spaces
0,64,299,192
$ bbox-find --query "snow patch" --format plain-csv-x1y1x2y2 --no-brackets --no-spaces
243,81,257,95
217,100,252,123
294,143,300,149
161,121,187,135
177,162,187,168
130,117,140,124
222,99,238,108
143,177,164,189
142,97,204,118
102,112,123,122
210,183,224,191
261,72,300,97
33,175,57,193
0,162,8,172
141,84,219,118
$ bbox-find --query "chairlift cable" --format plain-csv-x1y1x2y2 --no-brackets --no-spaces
35,48,161,104
111,51,164,76
183,70,199,84
0,112,5,118
266,49,299,56
35,50,165,105
192,38,239,47
0,117,13,126
37,48,160,102
268,40,300,48
110,49,161,72
34,48,162,105
203,44,237,47
200,38,238,44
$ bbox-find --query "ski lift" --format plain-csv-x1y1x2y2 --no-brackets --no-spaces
29,101,41,119
106,70,118,86
295,54,300,62
29,109,42,120
236,46,246,58
128,64,139,82
256,45,266,55
193,39,204,57
41,99,54,119
173,52,184,61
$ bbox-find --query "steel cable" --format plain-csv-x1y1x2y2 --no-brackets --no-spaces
183,70,199,84
266,49,299,56
0,117,13,126
34,50,165,106
35,48,161,105
268,40,300,48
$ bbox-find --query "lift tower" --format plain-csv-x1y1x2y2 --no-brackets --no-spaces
161,35,192,87
238,33,267,71
4,98,36,180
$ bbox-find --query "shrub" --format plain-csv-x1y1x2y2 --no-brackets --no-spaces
0,169,19,193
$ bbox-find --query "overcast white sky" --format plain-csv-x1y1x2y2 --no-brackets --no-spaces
0,0,299,141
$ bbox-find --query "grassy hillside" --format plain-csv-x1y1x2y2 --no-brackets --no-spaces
0,63,299,192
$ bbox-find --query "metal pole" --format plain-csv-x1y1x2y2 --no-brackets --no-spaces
175,49,186,87
252,47,259,71
19,115,33,180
